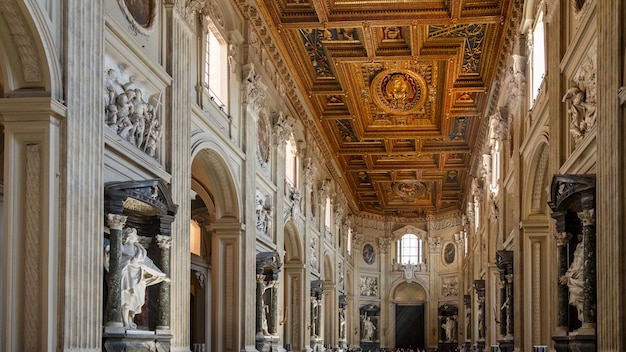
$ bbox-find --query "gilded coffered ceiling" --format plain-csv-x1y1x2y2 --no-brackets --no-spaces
251,0,517,217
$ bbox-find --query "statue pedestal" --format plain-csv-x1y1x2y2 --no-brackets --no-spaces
360,340,380,351
338,338,347,349
438,341,458,352
551,333,596,352
103,329,172,352
255,334,279,352
498,336,514,352
310,336,324,352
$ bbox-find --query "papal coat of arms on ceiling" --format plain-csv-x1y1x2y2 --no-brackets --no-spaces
370,69,427,115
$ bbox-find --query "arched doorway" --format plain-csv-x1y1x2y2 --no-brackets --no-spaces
283,220,304,350
190,147,241,352
391,281,428,349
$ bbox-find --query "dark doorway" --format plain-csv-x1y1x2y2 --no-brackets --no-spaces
395,305,425,349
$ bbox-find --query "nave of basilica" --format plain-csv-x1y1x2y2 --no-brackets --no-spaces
0,0,624,351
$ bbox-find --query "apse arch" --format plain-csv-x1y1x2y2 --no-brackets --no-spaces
190,138,241,222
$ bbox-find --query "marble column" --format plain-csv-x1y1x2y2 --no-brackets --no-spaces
256,274,265,336
269,280,278,335
578,208,596,332
498,276,507,337
505,274,513,336
105,214,127,328
156,234,172,330
554,232,571,333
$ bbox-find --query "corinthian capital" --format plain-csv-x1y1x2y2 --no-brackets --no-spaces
106,214,128,230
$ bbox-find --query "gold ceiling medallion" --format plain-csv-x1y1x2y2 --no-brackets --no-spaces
393,182,425,198
370,69,427,115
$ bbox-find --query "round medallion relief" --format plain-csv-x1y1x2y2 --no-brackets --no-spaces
370,69,428,114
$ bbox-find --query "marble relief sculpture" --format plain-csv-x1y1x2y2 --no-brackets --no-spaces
104,69,162,159
360,276,378,296
255,192,273,236
562,55,597,144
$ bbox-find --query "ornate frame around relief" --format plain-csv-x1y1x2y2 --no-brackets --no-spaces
256,111,270,168
370,68,428,115
117,0,157,36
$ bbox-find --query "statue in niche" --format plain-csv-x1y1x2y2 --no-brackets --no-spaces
339,309,346,339
441,316,457,342
559,234,584,322
117,227,169,329
362,316,376,341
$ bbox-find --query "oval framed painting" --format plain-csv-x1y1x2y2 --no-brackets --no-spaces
118,0,157,36
363,243,375,264
443,242,455,265
256,113,270,167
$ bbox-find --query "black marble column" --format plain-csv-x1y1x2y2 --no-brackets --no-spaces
105,214,127,328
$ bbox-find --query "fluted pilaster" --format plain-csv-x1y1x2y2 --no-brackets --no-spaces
165,4,193,349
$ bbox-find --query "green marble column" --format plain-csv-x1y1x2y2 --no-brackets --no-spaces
269,281,278,335
554,232,571,330
105,214,127,327
156,234,172,330
256,275,265,335
578,208,596,328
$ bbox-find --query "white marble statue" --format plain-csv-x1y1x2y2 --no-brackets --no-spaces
559,234,584,322
362,316,376,341
120,227,169,329
441,316,457,342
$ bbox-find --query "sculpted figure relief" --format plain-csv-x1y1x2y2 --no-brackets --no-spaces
104,68,163,159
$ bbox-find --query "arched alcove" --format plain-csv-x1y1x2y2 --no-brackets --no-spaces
391,281,428,350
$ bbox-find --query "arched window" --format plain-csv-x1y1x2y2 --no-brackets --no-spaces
396,234,423,264
529,10,546,105
202,20,229,112
324,197,332,234
285,134,299,187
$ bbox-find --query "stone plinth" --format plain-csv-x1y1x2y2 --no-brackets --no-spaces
103,329,172,352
